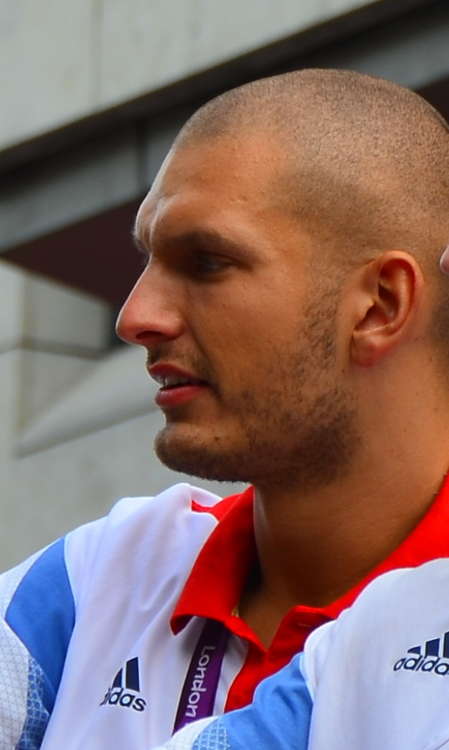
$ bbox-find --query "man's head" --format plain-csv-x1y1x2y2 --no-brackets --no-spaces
117,69,449,491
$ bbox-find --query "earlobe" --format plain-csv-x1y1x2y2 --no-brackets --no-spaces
351,253,422,367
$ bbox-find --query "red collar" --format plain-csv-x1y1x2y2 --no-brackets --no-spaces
171,473,449,642
172,487,258,643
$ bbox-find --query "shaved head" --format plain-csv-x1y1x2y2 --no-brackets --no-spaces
177,67,449,350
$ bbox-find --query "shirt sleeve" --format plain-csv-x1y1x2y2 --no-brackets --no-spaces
0,538,75,749
155,653,313,750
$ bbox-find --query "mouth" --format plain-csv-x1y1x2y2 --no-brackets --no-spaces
148,365,210,408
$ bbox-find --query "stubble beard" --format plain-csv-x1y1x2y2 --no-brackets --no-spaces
155,291,360,492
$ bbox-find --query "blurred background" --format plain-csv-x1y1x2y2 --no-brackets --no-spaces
1,0,448,567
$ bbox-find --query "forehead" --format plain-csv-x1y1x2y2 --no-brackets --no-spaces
134,133,285,244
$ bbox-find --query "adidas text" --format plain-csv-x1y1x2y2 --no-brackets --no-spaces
393,655,449,676
100,686,146,711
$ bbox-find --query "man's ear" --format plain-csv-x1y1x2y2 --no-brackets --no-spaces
351,252,424,367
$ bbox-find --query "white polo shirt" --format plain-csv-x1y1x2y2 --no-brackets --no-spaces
3,477,449,749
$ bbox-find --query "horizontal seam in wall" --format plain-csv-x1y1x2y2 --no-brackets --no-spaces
0,339,110,359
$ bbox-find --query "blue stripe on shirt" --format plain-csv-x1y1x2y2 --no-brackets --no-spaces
5,538,75,713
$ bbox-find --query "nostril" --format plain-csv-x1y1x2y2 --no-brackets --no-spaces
135,329,166,343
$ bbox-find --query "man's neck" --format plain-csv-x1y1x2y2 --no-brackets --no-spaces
240,443,449,646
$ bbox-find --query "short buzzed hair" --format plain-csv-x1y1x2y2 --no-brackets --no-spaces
178,68,449,350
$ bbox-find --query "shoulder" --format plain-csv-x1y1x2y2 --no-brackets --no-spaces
0,483,228,747
304,558,449,693
64,483,226,599
0,483,224,612
1,485,227,659
303,559,449,749
0,481,235,623
335,556,449,641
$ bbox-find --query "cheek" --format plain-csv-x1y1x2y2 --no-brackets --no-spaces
196,288,292,337
195,307,275,366
188,277,305,372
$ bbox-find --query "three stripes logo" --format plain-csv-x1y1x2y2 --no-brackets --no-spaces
100,657,147,712
394,632,449,676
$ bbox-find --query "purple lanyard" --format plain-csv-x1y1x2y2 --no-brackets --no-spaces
173,619,229,733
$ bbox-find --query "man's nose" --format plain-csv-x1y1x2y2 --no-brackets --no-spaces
115,268,184,347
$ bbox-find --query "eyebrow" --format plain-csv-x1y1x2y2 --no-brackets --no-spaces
132,227,251,258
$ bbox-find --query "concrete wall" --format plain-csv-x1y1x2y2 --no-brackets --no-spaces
1,0,375,151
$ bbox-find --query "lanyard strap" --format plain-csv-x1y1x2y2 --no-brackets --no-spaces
173,619,229,733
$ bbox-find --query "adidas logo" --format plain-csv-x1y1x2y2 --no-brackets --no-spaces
100,657,147,712
394,632,449,676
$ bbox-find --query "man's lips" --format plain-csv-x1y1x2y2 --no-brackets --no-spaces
147,364,210,408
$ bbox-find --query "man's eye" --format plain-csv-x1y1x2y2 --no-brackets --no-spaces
194,253,230,274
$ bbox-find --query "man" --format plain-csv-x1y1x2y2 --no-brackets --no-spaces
2,68,449,749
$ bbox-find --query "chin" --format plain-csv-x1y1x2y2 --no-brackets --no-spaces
154,424,250,483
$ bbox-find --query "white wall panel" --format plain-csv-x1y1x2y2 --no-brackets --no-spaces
22,274,110,352
0,0,94,148
97,0,371,105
